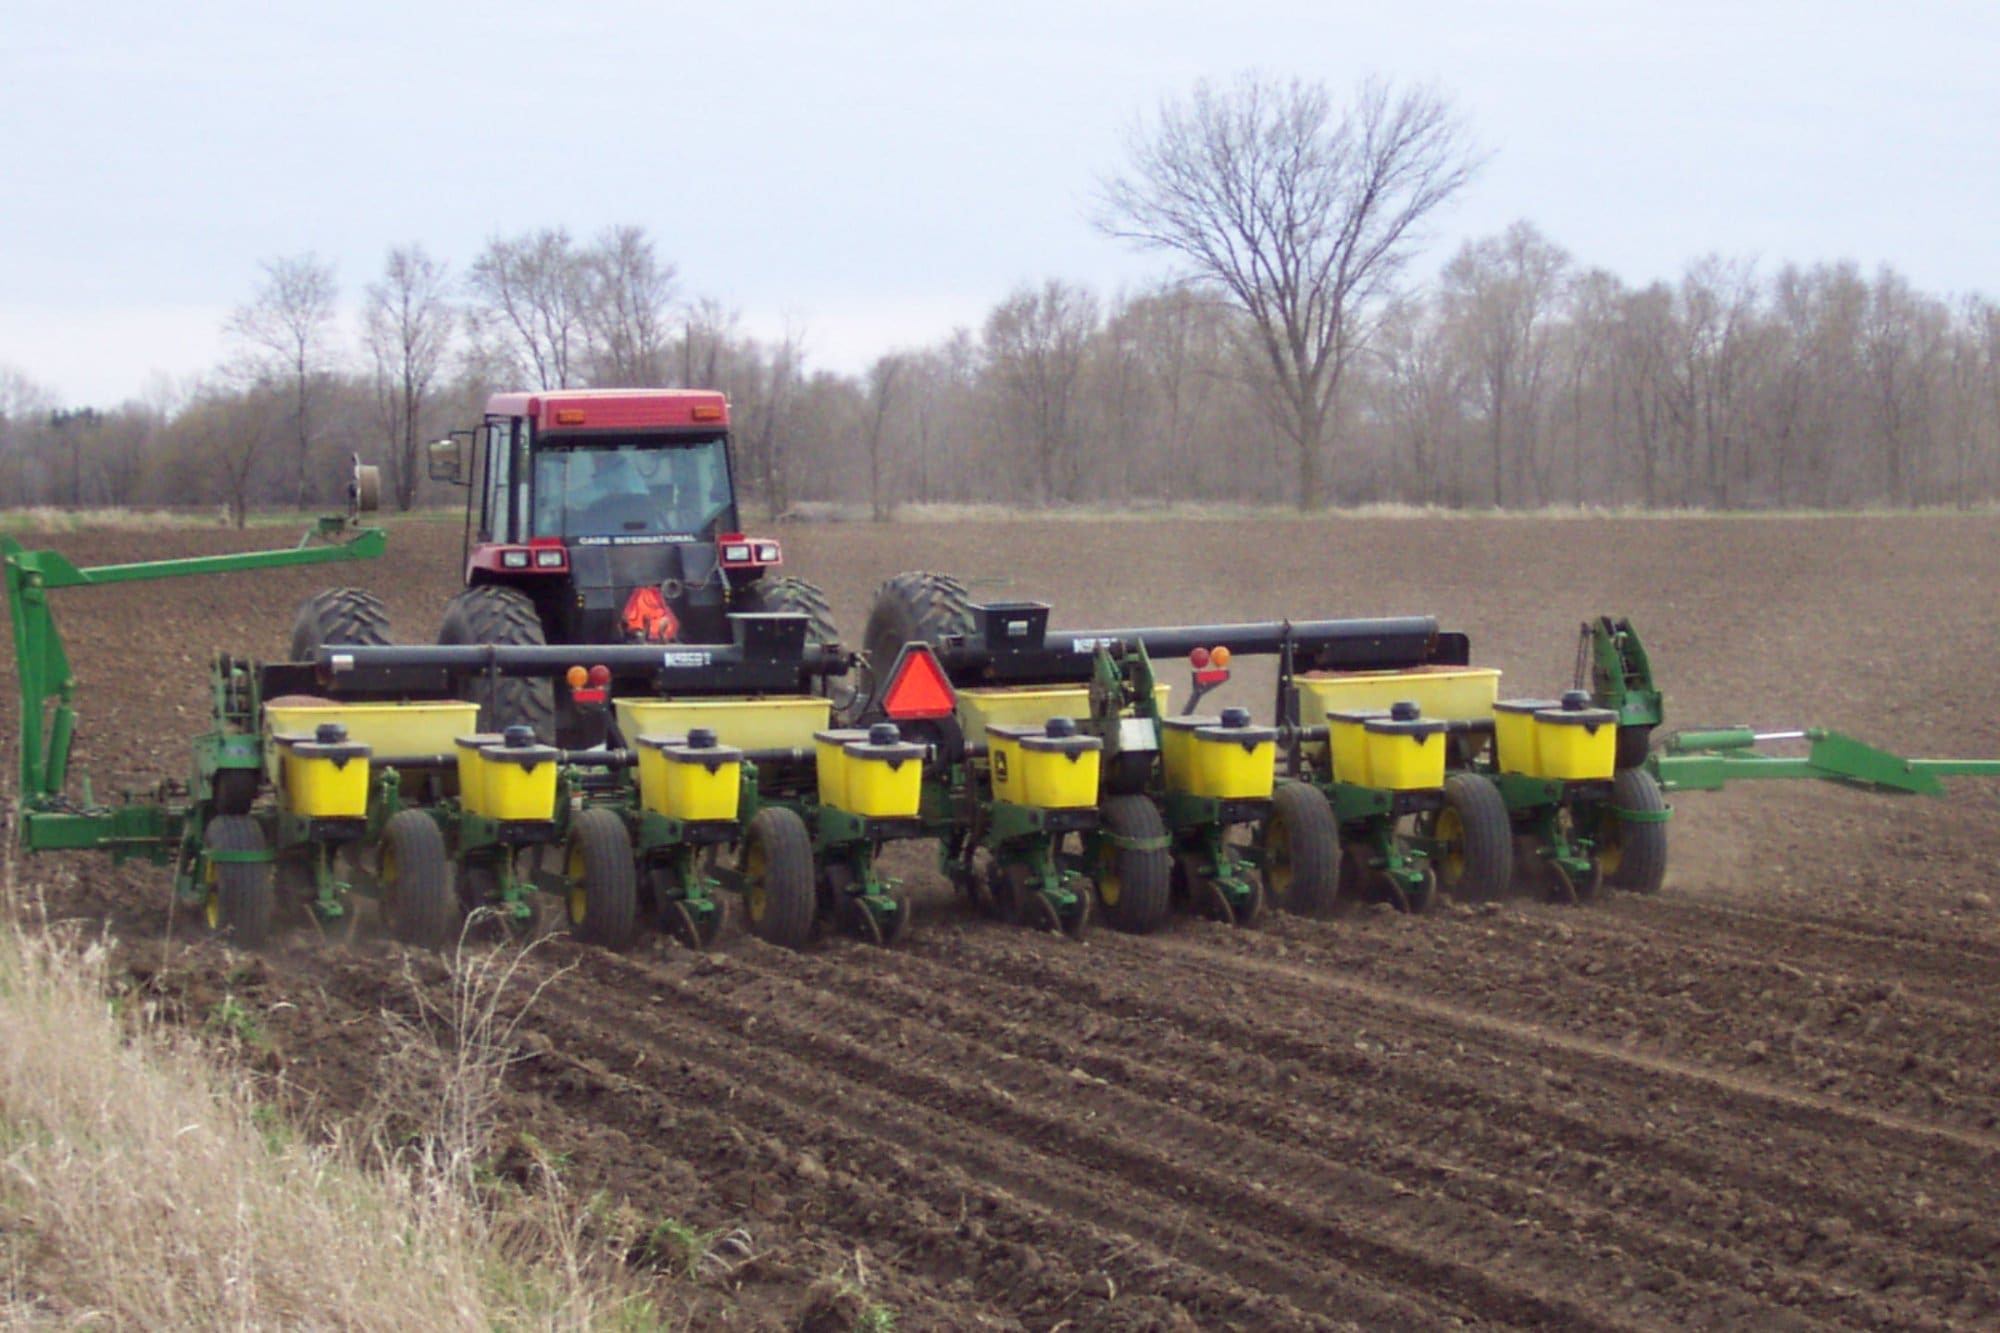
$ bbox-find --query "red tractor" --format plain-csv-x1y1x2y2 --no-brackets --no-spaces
290,389,835,744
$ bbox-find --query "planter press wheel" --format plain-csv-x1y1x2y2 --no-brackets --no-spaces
1422,773,1512,904
201,816,273,948
379,808,454,949
1093,794,1172,934
565,808,638,949
1597,768,1669,895
1256,781,1339,916
740,807,816,949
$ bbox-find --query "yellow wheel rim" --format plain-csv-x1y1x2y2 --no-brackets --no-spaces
1264,815,1293,898
202,854,221,929
1435,806,1466,883
566,838,587,926
1596,811,1624,876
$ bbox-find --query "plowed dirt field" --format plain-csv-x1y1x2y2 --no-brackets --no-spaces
5,513,1999,1330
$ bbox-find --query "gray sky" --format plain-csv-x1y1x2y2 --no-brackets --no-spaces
4,1,1996,407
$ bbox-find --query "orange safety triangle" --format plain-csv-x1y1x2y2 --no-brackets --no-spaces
883,645,957,720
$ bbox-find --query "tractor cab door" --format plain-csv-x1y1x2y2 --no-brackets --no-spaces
476,415,530,544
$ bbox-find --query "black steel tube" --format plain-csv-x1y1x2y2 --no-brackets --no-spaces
315,643,848,678
1039,616,1438,660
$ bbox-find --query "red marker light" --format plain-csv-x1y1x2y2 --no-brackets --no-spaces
588,664,611,686
1190,646,1211,669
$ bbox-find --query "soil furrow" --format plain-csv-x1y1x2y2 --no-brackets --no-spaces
560,943,1623,1330
700,932,1965,1330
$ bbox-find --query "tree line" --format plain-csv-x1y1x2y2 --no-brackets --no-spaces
4,75,1998,522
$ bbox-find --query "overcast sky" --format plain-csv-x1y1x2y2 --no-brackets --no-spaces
3,1,1996,408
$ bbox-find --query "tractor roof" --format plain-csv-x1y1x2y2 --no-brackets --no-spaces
484,389,730,432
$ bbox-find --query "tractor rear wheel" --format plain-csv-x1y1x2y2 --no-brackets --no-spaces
289,587,391,662
1258,780,1339,916
202,816,272,947
1599,767,1668,894
741,807,815,949
1425,773,1513,903
379,809,454,948
859,571,975,706
439,585,555,741
1094,795,1171,934
565,808,638,948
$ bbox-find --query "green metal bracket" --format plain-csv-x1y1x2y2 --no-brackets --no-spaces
1490,772,1567,814
1581,616,1664,732
1649,728,1999,796
5,519,386,856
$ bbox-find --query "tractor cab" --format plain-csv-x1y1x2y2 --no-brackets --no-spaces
431,389,782,647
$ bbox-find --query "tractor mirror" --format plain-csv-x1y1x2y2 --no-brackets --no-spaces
427,436,470,485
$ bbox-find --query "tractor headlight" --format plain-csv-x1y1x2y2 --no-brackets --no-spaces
722,543,752,563
756,542,780,563
501,549,530,569
534,548,565,568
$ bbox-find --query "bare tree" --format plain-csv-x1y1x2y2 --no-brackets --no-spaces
741,327,806,517
228,253,338,508
679,298,738,388
1373,298,1466,504
1099,73,1477,508
983,281,1099,503
0,368,55,504
365,245,456,510
467,229,589,390
165,385,282,528
1440,221,1570,506
863,354,904,519
583,225,677,385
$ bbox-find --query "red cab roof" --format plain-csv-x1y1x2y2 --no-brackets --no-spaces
483,388,730,431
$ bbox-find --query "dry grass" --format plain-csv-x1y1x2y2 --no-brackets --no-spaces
0,864,659,1328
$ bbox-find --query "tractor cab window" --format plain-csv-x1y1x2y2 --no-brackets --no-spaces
531,435,733,539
